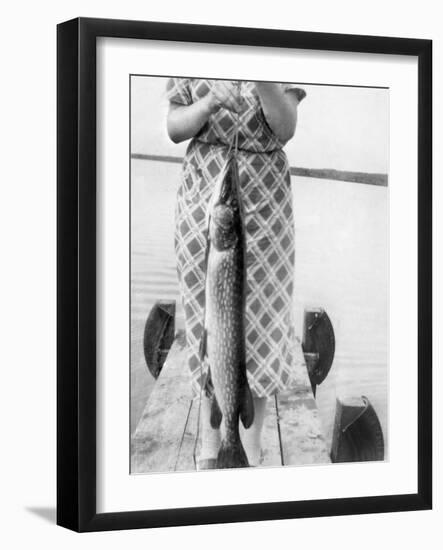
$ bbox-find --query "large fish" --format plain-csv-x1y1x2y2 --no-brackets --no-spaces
200,151,255,469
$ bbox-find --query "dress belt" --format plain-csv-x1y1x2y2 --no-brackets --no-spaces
193,139,283,155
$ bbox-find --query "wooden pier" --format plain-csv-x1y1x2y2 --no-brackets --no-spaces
131,330,330,473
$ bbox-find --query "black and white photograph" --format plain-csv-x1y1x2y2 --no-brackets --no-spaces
0,0,437,542
130,76,389,474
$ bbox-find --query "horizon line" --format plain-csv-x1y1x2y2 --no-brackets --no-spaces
131,153,388,187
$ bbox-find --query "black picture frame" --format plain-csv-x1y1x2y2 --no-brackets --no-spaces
57,17,432,532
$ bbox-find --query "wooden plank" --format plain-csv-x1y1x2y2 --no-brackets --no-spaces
176,394,283,470
257,395,283,467
277,388,330,466
132,332,329,473
174,398,200,472
277,338,331,466
131,334,193,473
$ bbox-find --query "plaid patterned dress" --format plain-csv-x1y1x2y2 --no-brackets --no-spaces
167,78,304,398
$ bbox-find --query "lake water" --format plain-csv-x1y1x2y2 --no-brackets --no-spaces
131,158,388,452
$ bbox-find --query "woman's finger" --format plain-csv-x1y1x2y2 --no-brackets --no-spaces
211,84,235,109
211,82,243,113
219,82,244,112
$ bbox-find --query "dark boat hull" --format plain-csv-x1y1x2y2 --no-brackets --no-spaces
143,300,176,379
331,395,385,462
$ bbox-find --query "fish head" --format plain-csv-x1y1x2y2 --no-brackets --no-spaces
208,157,242,251
207,156,242,250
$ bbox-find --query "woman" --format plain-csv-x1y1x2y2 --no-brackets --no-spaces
166,78,305,468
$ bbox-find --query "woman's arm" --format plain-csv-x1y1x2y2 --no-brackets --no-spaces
167,81,244,144
167,96,214,144
254,82,300,143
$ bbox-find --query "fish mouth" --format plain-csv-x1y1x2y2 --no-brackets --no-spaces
217,173,234,205
206,153,242,242
213,153,239,206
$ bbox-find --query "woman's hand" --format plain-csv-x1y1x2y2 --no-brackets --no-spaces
167,80,244,143
206,81,245,114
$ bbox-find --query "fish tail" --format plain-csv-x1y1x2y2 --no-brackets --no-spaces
216,437,249,469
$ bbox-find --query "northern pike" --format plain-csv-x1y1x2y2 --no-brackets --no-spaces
200,151,254,469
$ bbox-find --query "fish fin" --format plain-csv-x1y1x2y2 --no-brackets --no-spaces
240,383,255,429
203,366,214,397
216,438,249,469
210,393,223,429
203,368,222,428
199,328,207,361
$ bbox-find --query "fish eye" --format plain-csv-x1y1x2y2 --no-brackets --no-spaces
214,205,234,228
